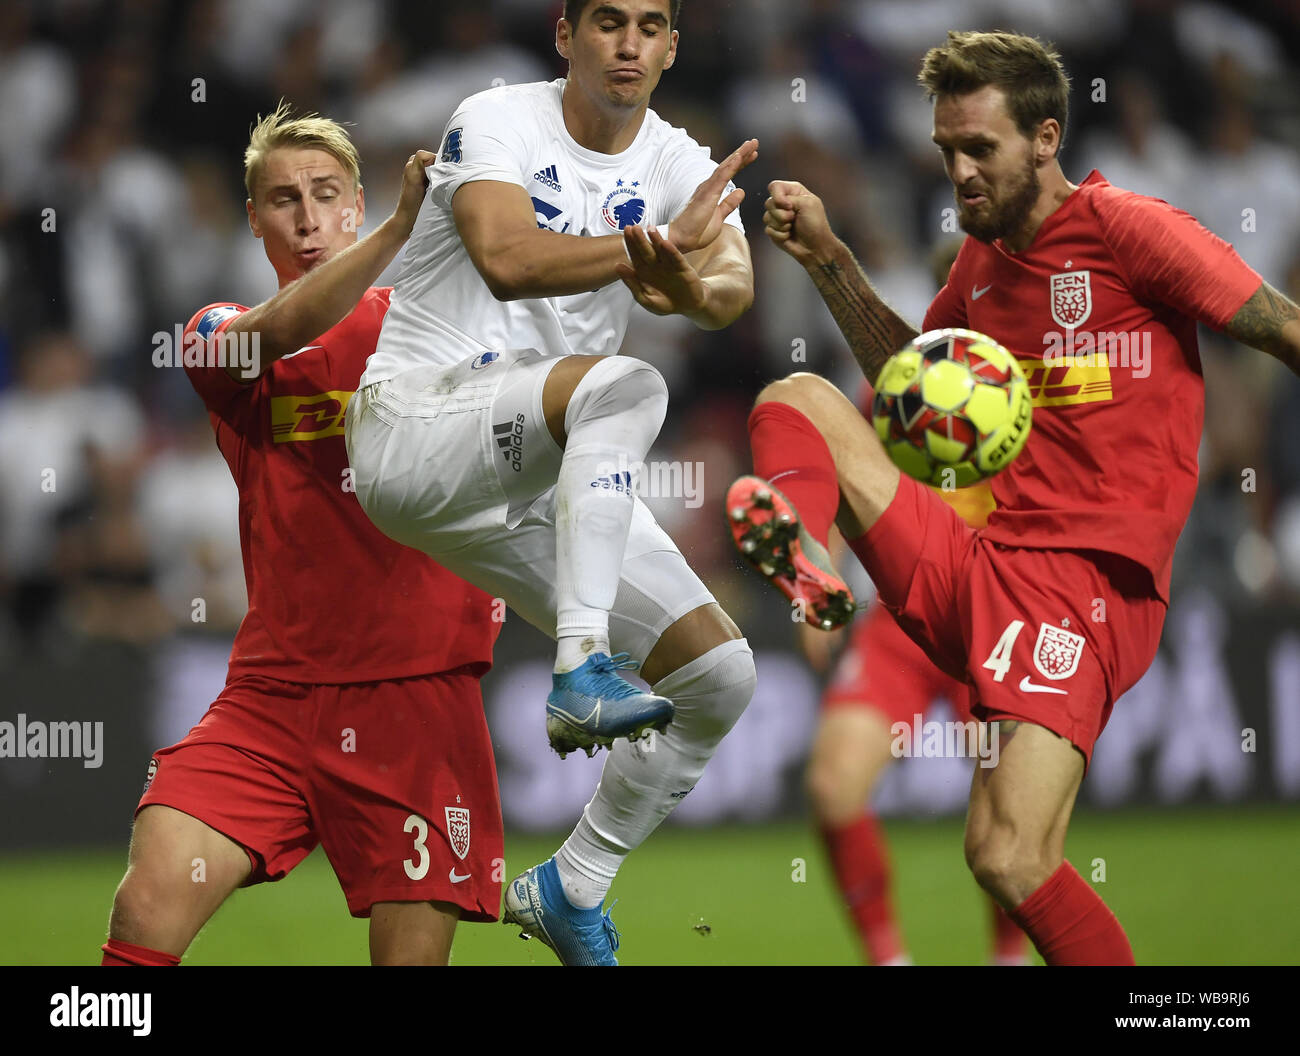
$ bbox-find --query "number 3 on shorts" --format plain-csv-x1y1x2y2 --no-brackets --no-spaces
403,814,430,880
982,620,1025,682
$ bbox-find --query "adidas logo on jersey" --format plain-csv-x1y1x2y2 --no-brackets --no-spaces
533,164,562,191
590,470,633,495
493,414,525,473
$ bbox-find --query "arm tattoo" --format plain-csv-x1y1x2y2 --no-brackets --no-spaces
996,720,1021,748
1226,282,1300,373
812,254,919,382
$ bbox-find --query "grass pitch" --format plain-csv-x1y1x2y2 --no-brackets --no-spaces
2,807,1296,965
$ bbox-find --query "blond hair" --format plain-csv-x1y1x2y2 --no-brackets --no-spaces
243,101,361,200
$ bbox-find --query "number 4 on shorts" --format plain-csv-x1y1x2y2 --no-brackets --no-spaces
982,619,1025,682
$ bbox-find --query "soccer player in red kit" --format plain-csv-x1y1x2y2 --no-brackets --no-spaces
727,31,1300,965
100,105,503,966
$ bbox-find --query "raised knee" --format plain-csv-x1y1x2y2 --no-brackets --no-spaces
662,639,755,742
576,356,668,415
756,371,829,409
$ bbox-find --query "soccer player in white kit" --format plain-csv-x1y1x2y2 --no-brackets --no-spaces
345,0,758,964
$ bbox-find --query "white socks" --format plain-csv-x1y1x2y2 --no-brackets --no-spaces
554,358,668,673
555,638,757,907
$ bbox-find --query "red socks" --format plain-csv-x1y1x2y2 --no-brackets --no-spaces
1009,861,1135,965
748,402,839,545
820,814,906,965
100,938,180,966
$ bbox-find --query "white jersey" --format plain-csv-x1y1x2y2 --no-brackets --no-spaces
361,79,744,385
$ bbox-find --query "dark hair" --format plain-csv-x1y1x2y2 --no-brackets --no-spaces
563,1,682,30
918,30,1071,151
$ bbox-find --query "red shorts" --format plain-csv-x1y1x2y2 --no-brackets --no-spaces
851,474,1167,766
824,603,974,724
138,667,503,921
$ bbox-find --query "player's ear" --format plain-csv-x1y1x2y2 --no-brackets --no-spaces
556,17,572,62
353,184,366,231
663,29,679,69
1037,118,1061,164
246,198,262,239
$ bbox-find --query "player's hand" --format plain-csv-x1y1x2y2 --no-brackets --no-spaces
765,180,841,269
616,225,708,318
392,150,437,237
667,138,759,254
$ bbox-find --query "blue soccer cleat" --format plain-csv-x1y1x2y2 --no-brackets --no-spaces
546,652,674,758
502,858,620,966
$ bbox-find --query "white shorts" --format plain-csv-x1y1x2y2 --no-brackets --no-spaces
345,347,715,665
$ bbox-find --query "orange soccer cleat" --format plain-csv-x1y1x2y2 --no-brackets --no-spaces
725,475,857,630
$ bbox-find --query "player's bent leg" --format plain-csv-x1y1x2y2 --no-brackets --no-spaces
525,351,680,751
509,576,757,964
368,901,460,966
549,604,756,902
964,721,1133,965
106,805,252,961
548,355,669,668
508,622,757,966
755,373,900,539
964,721,1081,906
727,373,898,628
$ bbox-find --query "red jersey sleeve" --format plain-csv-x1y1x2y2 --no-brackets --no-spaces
1091,191,1261,331
922,243,970,331
182,303,255,419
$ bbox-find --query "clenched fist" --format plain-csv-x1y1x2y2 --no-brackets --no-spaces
764,180,842,269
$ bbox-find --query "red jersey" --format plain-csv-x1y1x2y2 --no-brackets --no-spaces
924,171,1260,601
183,289,499,684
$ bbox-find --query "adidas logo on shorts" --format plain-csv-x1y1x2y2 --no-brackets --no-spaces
493,414,525,472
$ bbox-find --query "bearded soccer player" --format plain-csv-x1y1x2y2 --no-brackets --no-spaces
726,30,1300,965
101,106,502,967
346,0,758,964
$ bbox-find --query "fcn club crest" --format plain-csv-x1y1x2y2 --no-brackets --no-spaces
1033,622,1086,680
1050,270,1092,329
445,806,471,861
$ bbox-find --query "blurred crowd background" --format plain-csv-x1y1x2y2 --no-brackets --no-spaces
1,0,1299,837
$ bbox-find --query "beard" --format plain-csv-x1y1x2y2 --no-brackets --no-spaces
956,155,1040,244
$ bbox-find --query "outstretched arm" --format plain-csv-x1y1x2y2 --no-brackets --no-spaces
766,180,917,381
455,139,758,304
222,150,435,380
1225,281,1300,375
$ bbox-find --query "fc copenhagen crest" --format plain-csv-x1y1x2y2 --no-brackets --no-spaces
444,806,471,861
1050,270,1092,329
1033,622,1086,680
601,179,646,229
